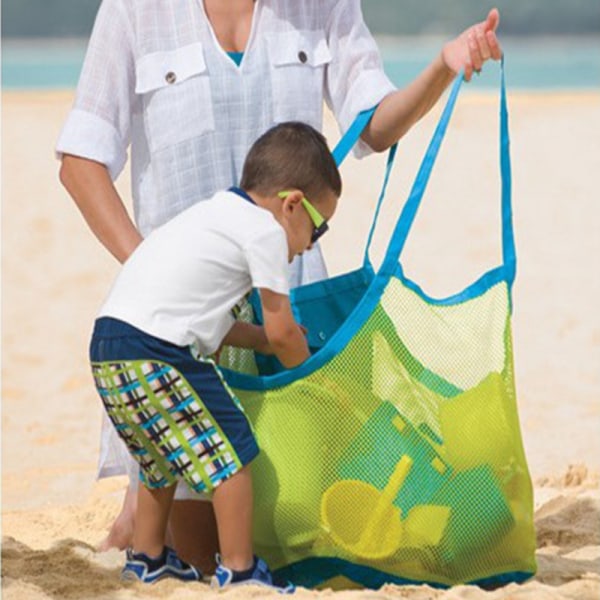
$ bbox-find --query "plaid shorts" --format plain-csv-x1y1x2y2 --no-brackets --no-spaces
89,317,259,493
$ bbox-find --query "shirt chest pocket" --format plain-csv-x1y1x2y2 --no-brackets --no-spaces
267,30,331,128
135,43,215,153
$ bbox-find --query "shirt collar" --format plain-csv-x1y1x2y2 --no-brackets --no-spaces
228,186,256,205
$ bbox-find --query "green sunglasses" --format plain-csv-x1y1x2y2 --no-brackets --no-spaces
278,191,329,244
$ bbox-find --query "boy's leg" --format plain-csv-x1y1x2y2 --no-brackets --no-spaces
123,481,202,583
212,465,254,571
133,483,177,558
210,464,295,593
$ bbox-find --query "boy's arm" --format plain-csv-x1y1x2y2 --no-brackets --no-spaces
259,288,310,369
221,321,271,355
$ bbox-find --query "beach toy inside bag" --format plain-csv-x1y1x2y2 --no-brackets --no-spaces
319,373,518,573
320,455,412,560
320,398,453,557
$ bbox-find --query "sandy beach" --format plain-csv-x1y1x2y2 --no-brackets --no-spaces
2,87,599,599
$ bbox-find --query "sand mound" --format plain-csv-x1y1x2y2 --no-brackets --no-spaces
2,466,599,600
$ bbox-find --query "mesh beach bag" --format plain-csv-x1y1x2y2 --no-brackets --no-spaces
220,61,536,589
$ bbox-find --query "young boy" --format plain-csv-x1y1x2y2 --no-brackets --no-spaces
89,122,341,592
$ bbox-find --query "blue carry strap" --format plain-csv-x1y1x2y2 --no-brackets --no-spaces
363,144,398,268
379,58,516,288
330,104,399,270
499,59,516,286
332,106,377,166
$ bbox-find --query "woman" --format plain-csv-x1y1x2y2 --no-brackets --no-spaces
57,0,501,573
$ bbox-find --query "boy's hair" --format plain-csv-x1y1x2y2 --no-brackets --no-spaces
240,122,342,202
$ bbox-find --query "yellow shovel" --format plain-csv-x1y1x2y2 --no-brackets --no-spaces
320,455,413,561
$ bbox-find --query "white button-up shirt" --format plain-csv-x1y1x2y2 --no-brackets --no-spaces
56,0,395,240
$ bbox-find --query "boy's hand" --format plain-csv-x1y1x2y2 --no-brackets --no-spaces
219,316,309,359
256,324,307,355
259,288,310,369
221,322,272,354
254,327,274,355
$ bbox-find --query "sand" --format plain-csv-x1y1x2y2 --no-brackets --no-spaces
2,87,599,599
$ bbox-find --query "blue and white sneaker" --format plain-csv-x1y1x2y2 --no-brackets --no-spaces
121,546,202,583
211,555,295,594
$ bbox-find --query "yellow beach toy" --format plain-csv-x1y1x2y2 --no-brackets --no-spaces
320,455,413,560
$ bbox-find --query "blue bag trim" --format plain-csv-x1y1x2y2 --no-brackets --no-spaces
275,557,443,590
273,555,534,590
222,61,515,392
222,260,511,391
396,262,510,306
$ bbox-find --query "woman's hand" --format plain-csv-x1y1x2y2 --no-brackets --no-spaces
441,8,502,82
364,8,503,152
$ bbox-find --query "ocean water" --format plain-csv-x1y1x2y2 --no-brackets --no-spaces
2,36,599,91
378,36,600,90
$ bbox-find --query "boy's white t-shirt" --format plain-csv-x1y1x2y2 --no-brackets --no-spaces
98,189,290,354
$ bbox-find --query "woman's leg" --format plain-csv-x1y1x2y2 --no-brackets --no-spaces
169,499,220,574
98,484,137,552
97,412,138,552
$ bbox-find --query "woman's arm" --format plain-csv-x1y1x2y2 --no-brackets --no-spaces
59,155,142,263
56,0,139,263
361,54,455,152
362,9,502,152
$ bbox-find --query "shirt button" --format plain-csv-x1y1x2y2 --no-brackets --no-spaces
165,71,177,84
298,51,307,64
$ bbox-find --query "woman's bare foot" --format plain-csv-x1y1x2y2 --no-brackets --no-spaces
98,486,136,551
